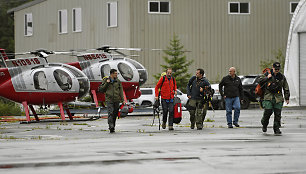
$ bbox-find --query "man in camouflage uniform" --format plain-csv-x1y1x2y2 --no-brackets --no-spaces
99,69,125,133
186,68,211,130
259,62,290,135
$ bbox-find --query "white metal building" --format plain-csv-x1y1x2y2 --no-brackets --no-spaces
285,0,306,106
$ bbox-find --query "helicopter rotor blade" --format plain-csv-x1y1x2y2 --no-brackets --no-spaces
151,48,191,52
5,52,31,56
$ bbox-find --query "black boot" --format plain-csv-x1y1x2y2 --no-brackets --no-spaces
262,126,267,132
274,129,282,135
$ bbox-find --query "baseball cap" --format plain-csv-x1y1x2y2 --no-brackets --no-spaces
273,62,281,69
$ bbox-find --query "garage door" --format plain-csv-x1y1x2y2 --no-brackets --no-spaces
299,33,306,106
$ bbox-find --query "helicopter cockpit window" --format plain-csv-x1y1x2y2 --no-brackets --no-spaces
101,64,111,78
126,59,143,69
33,71,48,90
64,65,84,78
138,69,147,86
118,62,133,81
53,69,72,91
0,57,6,68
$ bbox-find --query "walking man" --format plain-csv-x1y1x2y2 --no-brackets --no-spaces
219,67,244,128
99,69,125,133
259,62,290,134
155,68,177,130
186,68,211,130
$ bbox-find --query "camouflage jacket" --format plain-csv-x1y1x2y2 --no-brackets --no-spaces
259,70,290,103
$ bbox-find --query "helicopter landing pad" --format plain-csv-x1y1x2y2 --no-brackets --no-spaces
1,107,306,174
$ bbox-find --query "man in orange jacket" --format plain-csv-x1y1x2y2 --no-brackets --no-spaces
155,68,177,130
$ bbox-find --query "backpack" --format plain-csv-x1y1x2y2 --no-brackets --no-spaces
255,68,271,98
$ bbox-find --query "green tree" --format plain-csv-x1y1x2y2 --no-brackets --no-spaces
154,34,194,93
260,49,285,74
0,0,33,53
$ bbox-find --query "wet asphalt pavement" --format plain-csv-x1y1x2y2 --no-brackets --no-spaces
1,107,306,174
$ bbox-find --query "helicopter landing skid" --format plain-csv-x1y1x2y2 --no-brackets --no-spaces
20,101,101,124
19,116,100,124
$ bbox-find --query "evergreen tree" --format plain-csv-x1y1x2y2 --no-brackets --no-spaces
154,34,193,93
0,0,33,53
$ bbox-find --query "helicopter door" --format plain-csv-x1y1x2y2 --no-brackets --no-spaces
101,64,111,78
53,69,72,91
33,71,48,90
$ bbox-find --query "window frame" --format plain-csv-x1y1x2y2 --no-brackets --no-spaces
148,1,171,14
228,2,250,15
72,8,82,32
24,13,33,36
58,9,68,34
107,1,118,28
290,2,299,14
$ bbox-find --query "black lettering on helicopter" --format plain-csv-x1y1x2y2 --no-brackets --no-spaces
11,58,41,67
83,54,107,61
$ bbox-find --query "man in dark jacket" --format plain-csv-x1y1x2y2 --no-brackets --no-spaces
259,62,290,135
219,67,244,128
186,68,211,130
98,69,125,133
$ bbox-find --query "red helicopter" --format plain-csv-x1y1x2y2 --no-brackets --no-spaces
64,46,148,116
0,48,90,122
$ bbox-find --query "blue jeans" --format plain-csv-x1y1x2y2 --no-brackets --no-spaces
225,97,241,125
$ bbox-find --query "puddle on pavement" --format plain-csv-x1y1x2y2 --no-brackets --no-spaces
221,138,270,142
224,153,285,157
0,157,200,169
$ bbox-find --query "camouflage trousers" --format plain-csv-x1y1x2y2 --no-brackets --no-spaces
188,99,208,129
261,98,283,130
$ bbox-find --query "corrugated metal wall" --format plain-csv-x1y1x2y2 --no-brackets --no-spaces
130,0,294,86
14,0,131,63
14,0,295,86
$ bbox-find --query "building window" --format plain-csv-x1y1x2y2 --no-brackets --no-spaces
24,13,33,36
290,2,299,14
72,8,82,32
228,2,250,14
107,2,117,27
148,1,170,14
58,9,68,34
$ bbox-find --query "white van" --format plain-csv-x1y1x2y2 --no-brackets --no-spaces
133,88,188,106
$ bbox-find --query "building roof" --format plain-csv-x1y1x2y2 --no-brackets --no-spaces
7,0,47,14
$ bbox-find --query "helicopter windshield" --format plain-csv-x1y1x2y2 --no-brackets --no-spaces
138,69,147,86
63,65,85,78
0,57,6,68
118,62,133,81
54,69,72,91
33,71,48,90
126,59,143,69
101,64,111,78
78,78,89,98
